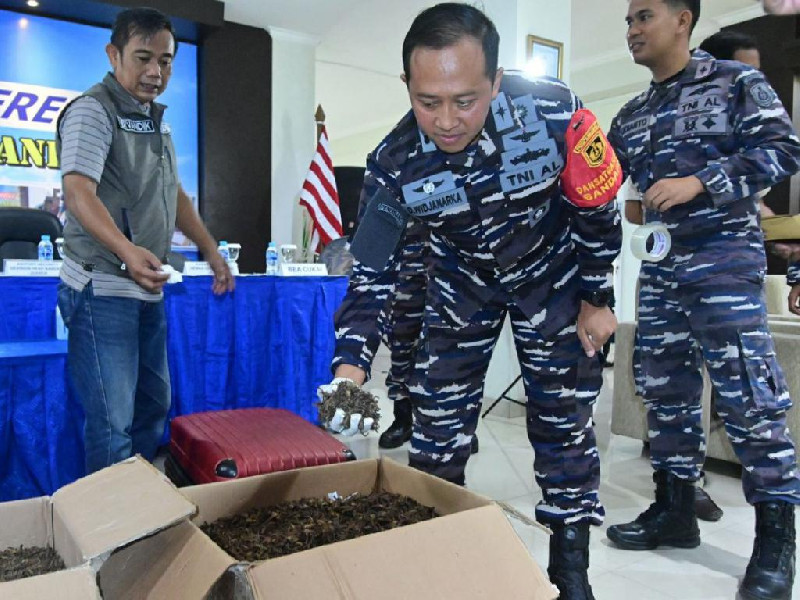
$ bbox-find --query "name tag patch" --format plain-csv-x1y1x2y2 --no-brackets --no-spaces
407,187,468,217
117,116,155,133
620,114,653,139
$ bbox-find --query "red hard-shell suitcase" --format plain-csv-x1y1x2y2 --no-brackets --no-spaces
166,408,356,486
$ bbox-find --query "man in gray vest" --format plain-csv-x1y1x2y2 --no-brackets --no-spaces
56,7,233,474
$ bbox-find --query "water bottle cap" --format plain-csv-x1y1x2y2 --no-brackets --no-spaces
268,241,276,247
41,235,50,241
219,240,228,246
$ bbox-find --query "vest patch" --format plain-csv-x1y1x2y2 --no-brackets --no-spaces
418,129,437,153
694,60,713,79
679,82,726,116
749,81,777,108
512,94,539,126
573,121,606,168
502,122,549,151
500,155,564,193
674,112,728,138
528,199,550,227
491,92,515,132
117,116,155,134
502,138,558,172
377,202,406,227
401,171,456,204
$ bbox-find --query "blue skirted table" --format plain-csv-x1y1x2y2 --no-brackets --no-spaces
0,275,348,501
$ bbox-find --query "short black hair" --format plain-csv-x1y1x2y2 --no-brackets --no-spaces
699,30,758,60
402,3,499,83
111,7,177,55
663,0,701,34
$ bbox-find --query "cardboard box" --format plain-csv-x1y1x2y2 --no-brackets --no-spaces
97,520,234,600
0,456,225,599
182,457,558,600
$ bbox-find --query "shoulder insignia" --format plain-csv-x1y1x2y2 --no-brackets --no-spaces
749,81,777,109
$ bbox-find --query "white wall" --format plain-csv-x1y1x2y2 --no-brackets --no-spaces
269,28,317,247
329,126,388,170
515,0,571,82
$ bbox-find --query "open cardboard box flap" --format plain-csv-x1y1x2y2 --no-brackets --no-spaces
51,456,196,569
182,458,557,600
0,456,204,599
97,520,234,600
0,497,100,600
0,566,101,600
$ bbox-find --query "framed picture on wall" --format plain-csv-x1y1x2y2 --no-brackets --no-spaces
526,35,563,79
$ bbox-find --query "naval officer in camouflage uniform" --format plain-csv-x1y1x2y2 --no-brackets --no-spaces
329,4,621,598
375,222,429,449
376,223,483,453
606,2,800,598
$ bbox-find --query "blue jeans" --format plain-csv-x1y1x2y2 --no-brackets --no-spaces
57,282,170,474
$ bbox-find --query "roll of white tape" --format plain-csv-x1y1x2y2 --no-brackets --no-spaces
631,224,671,262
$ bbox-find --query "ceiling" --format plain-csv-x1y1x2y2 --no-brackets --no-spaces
221,0,767,139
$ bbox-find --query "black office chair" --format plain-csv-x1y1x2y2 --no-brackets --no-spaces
334,166,366,238
0,207,63,269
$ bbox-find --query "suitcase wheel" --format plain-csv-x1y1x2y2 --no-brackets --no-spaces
215,458,239,478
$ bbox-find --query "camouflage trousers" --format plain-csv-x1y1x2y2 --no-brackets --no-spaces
636,269,800,504
407,289,605,525
380,271,427,403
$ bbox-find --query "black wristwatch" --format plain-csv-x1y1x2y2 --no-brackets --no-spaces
580,289,612,308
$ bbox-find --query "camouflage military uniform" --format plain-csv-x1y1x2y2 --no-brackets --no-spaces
609,50,800,504
334,73,621,525
789,263,800,287
378,221,428,405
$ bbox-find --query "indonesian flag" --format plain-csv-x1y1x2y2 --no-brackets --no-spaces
299,126,343,249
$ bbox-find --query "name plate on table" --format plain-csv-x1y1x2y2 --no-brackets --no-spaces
182,261,239,276
2,259,62,277
279,263,328,276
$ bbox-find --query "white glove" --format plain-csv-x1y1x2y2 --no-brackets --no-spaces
317,378,376,436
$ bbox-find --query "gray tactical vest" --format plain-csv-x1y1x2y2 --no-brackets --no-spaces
57,73,178,276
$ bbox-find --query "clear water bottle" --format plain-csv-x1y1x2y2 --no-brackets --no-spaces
266,241,279,275
38,234,53,261
217,240,230,261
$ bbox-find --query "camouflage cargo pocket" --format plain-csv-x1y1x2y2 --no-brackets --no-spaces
739,332,792,414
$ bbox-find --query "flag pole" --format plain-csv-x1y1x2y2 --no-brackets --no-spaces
302,105,327,262
310,105,326,258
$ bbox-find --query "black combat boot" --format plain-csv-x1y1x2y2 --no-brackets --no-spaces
694,486,723,522
606,470,700,550
548,522,595,600
739,501,796,600
378,398,412,448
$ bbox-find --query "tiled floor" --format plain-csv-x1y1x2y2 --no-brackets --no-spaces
354,346,799,600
